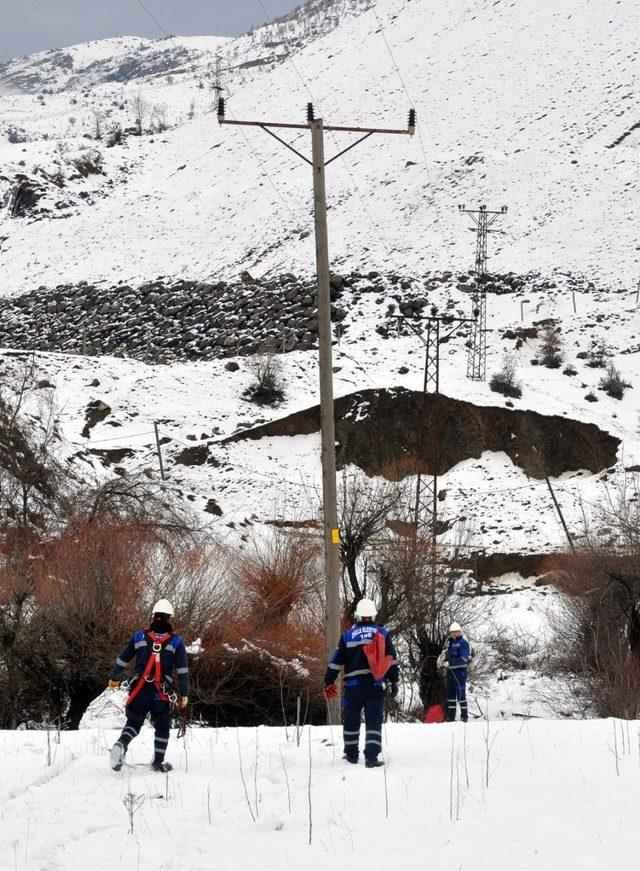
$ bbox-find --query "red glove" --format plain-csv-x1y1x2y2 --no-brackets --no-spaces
324,684,338,700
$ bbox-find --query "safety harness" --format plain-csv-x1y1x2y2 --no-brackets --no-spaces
125,631,173,708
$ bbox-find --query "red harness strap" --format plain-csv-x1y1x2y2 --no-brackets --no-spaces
125,632,172,708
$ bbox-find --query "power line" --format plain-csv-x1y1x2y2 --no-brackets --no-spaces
225,102,295,217
84,430,156,445
256,0,412,278
372,5,450,255
132,0,172,39
126,0,294,219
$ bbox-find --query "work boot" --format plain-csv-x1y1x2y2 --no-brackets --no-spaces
365,758,384,768
342,754,358,764
109,741,126,772
150,760,173,773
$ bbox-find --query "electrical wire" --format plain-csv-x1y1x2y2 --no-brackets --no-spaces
132,0,172,39
372,5,451,255
255,0,414,279
135,0,293,217
126,0,295,218
83,430,156,444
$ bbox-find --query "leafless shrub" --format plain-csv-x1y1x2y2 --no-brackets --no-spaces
490,353,522,398
483,628,543,671
545,477,640,718
538,323,563,369
187,532,325,727
599,362,629,400
68,149,103,177
587,339,610,368
106,123,123,147
244,348,285,405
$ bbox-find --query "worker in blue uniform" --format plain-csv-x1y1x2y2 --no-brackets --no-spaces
324,598,399,768
440,622,470,722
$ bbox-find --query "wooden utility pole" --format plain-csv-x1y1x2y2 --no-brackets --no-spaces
218,99,414,721
545,476,575,553
310,117,342,678
154,421,165,481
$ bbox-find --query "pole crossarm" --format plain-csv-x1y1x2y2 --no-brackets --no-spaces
219,118,413,136
396,313,477,347
259,124,312,165
218,101,414,168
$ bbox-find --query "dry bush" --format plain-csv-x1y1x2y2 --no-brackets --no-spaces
483,627,543,671
599,362,629,400
244,348,285,405
544,479,640,718
490,353,522,398
186,532,326,727
233,533,321,626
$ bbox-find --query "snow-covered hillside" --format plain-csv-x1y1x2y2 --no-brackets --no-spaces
3,718,639,871
1,0,639,560
0,0,638,290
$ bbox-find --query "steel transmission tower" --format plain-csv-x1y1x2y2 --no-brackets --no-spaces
457,204,508,380
399,308,476,543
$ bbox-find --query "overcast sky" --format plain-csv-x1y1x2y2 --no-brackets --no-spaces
1,1,302,62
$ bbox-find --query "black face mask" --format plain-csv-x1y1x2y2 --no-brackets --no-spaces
150,615,173,634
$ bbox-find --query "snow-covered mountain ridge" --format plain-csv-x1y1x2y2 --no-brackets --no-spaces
0,0,638,291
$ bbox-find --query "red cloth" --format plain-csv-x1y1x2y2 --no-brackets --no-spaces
423,704,445,724
363,631,394,682
324,683,338,700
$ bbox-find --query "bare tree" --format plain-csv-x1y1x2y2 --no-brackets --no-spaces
132,93,148,134
546,476,640,718
337,470,405,613
539,323,563,369
92,110,103,140
370,525,487,710
490,352,522,398
151,102,168,133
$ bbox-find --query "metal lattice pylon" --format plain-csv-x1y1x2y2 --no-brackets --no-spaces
399,311,476,542
458,204,508,381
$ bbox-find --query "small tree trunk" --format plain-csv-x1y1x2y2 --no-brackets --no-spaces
66,677,101,730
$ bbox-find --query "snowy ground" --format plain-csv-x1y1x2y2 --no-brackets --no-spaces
3,263,637,555
2,718,638,871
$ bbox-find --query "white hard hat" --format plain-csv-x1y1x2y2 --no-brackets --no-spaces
153,599,174,616
449,622,462,633
355,598,377,619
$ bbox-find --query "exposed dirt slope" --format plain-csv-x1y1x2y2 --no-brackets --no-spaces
228,388,619,480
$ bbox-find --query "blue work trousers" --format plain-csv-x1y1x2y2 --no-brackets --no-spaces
445,669,468,722
342,683,385,761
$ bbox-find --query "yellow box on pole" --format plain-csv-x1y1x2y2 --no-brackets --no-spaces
331,528,340,544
